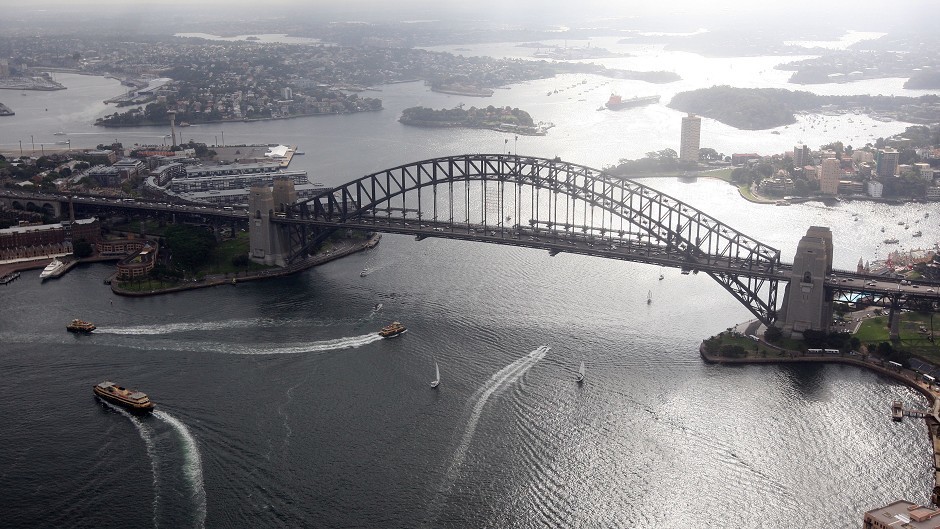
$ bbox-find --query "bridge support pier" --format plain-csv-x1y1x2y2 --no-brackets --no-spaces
248,178,296,267
780,226,833,337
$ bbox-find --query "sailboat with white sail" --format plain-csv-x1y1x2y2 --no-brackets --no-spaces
647,290,652,304
430,361,440,388
576,360,584,384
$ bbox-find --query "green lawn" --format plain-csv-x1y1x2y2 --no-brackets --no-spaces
703,168,733,182
855,313,940,363
201,232,273,276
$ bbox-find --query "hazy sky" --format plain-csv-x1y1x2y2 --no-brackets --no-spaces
18,0,933,20
6,0,937,35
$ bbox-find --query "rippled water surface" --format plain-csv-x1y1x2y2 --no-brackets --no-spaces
1,35,937,528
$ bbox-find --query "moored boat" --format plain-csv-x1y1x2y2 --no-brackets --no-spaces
67,319,96,333
379,321,407,338
93,381,155,412
39,258,66,279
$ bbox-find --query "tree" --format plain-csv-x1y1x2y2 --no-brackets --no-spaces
164,224,217,272
763,326,783,343
698,147,720,161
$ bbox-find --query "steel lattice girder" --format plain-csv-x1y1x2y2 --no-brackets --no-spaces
283,155,783,316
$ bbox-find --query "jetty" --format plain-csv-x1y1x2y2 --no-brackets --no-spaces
0,102,13,116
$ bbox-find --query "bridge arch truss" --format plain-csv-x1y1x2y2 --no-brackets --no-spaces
282,154,784,323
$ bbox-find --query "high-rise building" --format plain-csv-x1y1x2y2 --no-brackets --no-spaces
819,157,840,195
793,144,811,167
876,148,899,178
282,87,293,100
679,114,701,162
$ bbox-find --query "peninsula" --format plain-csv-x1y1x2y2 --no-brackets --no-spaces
669,85,940,129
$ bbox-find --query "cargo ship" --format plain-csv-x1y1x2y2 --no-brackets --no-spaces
379,321,407,338
67,319,96,333
93,381,155,412
605,93,661,110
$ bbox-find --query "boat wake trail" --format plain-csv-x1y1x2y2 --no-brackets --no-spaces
424,345,549,527
95,319,275,335
154,411,206,529
221,333,383,355
103,401,161,528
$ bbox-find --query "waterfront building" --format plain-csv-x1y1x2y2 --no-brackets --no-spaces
184,162,282,178
759,175,794,196
867,180,884,198
793,144,812,167
0,218,98,260
116,241,158,279
837,180,864,195
87,165,123,187
731,153,760,166
863,500,940,528
914,163,933,180
853,150,875,164
282,87,293,100
96,237,151,257
112,158,146,180
179,182,327,207
819,157,840,195
927,186,940,201
0,58,9,78
170,169,308,193
803,165,818,181
79,150,118,166
151,163,186,187
679,113,701,162
876,148,900,178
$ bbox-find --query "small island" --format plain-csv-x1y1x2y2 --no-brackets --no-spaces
399,105,550,135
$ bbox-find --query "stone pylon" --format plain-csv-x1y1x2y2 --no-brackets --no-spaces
779,226,833,336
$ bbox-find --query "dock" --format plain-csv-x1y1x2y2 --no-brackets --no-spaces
892,401,930,420
0,271,20,284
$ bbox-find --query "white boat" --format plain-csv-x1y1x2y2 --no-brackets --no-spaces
53,131,66,136
430,361,440,388
40,258,65,280
360,268,368,277
576,360,584,384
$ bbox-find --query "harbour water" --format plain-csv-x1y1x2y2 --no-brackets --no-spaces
1,37,939,527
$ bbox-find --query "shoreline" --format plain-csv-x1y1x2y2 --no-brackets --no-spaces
95,107,382,128
110,233,381,297
700,341,940,505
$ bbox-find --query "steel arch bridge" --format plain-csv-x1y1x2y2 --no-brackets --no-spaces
276,154,786,323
